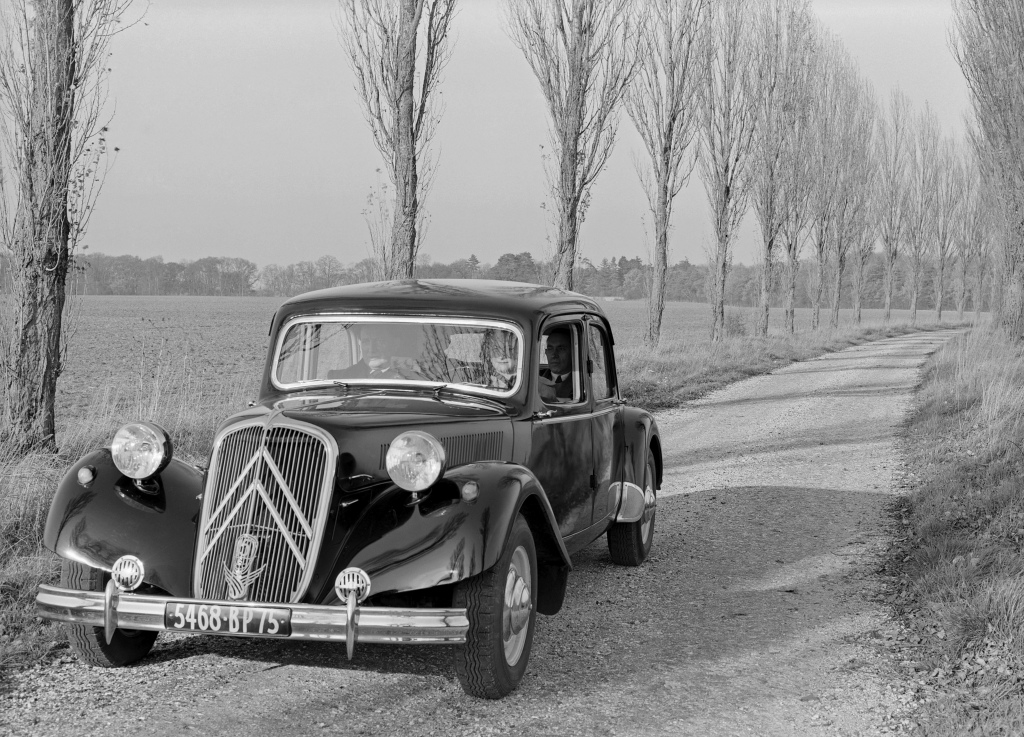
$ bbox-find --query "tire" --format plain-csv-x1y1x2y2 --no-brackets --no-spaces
453,515,537,699
608,454,657,566
61,560,157,667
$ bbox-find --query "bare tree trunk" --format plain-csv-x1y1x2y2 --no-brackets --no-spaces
784,250,798,333
1,0,74,452
811,242,825,330
883,261,895,320
646,183,670,344
756,246,773,336
710,250,728,340
828,250,844,329
935,259,945,321
391,0,420,278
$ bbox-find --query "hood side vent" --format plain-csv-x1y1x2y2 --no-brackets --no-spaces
379,431,503,470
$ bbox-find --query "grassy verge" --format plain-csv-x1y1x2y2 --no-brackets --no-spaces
891,328,1024,735
0,318,962,673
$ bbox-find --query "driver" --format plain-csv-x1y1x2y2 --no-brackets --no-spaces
329,324,424,380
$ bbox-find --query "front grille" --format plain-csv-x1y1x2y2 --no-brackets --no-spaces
193,420,336,604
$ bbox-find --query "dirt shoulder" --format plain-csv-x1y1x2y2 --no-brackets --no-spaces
0,330,960,737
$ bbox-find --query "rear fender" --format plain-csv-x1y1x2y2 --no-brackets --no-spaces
43,449,204,597
615,409,661,520
332,463,572,615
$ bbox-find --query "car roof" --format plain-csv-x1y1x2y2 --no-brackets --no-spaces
276,279,606,327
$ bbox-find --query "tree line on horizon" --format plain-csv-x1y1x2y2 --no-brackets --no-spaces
2,249,987,315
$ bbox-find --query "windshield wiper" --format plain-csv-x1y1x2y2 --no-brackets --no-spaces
430,385,512,413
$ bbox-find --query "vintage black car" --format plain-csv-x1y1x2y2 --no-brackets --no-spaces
37,279,661,698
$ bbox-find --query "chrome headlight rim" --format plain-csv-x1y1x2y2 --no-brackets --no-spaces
110,421,173,480
385,430,446,492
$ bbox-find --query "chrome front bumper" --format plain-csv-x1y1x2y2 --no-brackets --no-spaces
37,583,469,647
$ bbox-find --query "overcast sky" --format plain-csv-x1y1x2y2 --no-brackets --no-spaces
86,0,969,269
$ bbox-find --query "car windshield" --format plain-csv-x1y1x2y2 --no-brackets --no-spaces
273,317,523,396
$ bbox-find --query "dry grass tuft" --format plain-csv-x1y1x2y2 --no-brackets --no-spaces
896,327,1024,734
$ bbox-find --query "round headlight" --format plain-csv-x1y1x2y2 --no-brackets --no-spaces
386,431,446,492
110,422,172,480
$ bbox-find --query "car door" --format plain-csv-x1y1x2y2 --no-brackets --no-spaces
586,318,624,525
527,318,596,543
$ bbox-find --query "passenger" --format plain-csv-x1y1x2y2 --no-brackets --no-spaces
482,330,519,391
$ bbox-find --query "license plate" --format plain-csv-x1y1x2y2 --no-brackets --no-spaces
163,602,292,637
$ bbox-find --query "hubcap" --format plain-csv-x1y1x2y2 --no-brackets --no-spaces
501,546,532,666
641,482,656,543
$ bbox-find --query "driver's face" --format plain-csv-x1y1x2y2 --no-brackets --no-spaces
360,327,394,369
544,332,572,375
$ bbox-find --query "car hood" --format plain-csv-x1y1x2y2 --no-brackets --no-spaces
214,392,515,481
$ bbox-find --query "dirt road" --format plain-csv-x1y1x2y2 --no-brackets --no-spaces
1,330,960,737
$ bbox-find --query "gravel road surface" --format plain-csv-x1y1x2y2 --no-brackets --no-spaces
0,330,960,737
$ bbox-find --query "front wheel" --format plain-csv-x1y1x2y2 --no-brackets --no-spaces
607,454,657,566
453,514,537,699
61,560,157,667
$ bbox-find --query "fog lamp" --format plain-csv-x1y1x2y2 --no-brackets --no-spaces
386,431,445,492
110,555,145,591
111,422,172,480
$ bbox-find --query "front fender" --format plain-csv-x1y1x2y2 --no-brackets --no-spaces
43,449,204,597
321,463,572,615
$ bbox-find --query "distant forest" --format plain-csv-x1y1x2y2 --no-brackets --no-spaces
0,250,979,311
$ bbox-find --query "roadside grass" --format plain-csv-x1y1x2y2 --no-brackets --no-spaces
0,306,966,674
893,328,1024,735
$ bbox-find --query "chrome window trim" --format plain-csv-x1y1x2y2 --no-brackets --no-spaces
193,417,339,603
270,314,525,398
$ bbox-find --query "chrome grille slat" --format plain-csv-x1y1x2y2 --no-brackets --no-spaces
194,421,337,604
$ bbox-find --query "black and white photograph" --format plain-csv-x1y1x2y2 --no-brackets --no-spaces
1,0,1021,734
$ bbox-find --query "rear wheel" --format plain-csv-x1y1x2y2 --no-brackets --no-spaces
61,560,157,667
608,454,657,566
454,515,537,698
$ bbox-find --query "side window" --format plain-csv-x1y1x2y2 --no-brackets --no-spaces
588,324,613,400
539,323,583,404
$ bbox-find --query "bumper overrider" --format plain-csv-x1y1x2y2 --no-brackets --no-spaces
37,571,469,659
